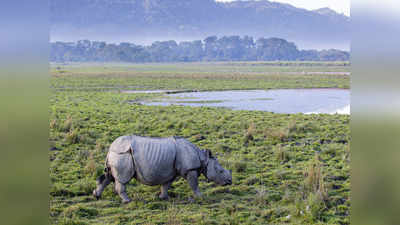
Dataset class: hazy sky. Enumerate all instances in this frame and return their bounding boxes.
[216,0,350,16]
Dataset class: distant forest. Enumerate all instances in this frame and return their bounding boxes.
[50,36,349,62]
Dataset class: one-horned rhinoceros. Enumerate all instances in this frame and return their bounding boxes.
[93,135,232,203]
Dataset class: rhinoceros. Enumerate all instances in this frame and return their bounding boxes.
[93,135,232,203]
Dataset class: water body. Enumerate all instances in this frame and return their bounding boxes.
[141,89,350,115]
[121,90,179,94]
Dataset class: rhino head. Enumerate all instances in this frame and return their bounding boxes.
[203,149,232,186]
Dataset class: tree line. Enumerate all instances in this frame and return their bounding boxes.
[50,36,349,62]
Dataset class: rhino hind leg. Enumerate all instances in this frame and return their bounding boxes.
[115,181,131,204]
[186,170,202,198]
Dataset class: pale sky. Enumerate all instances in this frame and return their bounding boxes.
[215,0,350,16]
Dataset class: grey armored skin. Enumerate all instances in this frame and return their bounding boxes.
[93,135,232,203]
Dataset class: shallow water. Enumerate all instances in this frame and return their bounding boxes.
[121,89,179,94]
[142,89,350,114]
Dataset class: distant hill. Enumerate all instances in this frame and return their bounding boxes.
[50,0,350,50]
[50,36,350,62]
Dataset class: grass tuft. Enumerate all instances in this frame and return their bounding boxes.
[166,204,183,225]
[65,130,79,144]
[255,186,269,206]
[244,122,256,144]
[304,154,328,200]
[62,115,74,132]
[264,127,289,142]
[275,145,291,163]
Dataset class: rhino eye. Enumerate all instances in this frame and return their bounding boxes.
[219,170,224,173]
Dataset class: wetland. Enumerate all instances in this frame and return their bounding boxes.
[50,62,350,224]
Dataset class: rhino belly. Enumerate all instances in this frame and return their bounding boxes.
[132,139,177,185]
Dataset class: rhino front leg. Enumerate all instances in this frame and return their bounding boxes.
[93,174,112,199]
[115,181,131,204]
[186,170,202,198]
[159,179,174,200]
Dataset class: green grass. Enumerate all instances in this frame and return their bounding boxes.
[51,61,350,74]
[51,62,350,91]
[50,62,350,224]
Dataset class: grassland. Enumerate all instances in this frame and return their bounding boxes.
[51,62,350,91]
[50,62,350,224]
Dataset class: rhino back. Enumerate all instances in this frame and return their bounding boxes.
[131,136,177,185]
[109,135,134,154]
